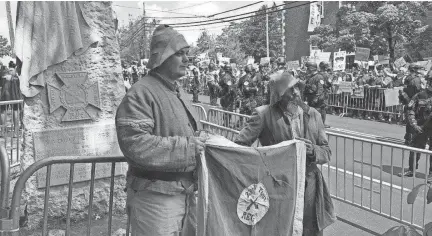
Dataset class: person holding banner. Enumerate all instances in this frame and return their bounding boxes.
[234,70,336,236]
[304,62,329,127]
[116,25,206,236]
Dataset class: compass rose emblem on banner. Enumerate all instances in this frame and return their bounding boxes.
[47,71,101,122]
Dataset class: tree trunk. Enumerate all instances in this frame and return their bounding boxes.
[387,26,395,71]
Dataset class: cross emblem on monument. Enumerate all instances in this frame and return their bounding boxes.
[47,71,101,122]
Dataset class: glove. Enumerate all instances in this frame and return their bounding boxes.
[413,125,423,134]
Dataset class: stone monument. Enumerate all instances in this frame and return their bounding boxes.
[15,2,126,229]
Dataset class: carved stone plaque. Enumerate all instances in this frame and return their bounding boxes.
[33,123,126,188]
[47,71,101,122]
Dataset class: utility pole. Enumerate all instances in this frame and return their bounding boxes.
[266,6,269,58]
[142,2,147,59]
[281,3,286,60]
[6,1,15,56]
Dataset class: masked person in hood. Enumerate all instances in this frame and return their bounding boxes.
[304,61,328,127]
[398,69,432,178]
[116,25,207,236]
[234,70,336,236]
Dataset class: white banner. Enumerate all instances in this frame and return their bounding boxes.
[308,1,321,32]
[333,51,346,71]
[310,50,331,65]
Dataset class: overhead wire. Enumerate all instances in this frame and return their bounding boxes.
[160,2,289,26]
[124,2,295,44]
[207,1,264,18]
[168,1,213,11]
[123,2,281,43]
[113,4,207,17]
[174,2,315,28]
[123,1,314,47]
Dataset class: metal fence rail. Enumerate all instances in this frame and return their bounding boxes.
[0,146,9,220]
[0,100,24,167]
[200,120,432,231]
[0,154,127,236]
[192,104,207,121]
[207,108,251,131]
[327,87,404,121]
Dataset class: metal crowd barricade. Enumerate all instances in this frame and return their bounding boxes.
[207,108,252,131]
[201,120,431,231]
[327,87,405,120]
[0,100,24,167]
[0,146,10,220]
[192,104,207,121]
[325,130,432,231]
[0,155,127,236]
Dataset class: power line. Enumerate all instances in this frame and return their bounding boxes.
[123,2,312,46]
[175,2,313,28]
[160,2,291,26]
[112,4,206,17]
[121,2,276,44]
[168,1,213,11]
[207,1,264,18]
[123,2,294,45]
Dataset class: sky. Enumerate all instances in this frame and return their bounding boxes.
[0,1,283,47]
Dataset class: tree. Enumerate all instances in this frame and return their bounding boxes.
[215,22,246,64]
[0,36,12,58]
[208,3,283,64]
[118,17,159,64]
[310,2,432,65]
[196,30,213,54]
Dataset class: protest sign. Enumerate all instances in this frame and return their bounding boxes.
[308,2,321,32]
[352,86,364,98]
[394,57,407,69]
[287,60,300,70]
[333,51,346,71]
[384,87,403,107]
[260,57,271,65]
[301,56,310,67]
[355,47,370,62]
[335,81,354,94]
[246,56,255,65]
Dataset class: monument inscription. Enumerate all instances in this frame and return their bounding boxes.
[33,123,125,188]
[47,71,101,122]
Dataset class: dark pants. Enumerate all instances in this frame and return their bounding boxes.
[192,88,199,102]
[408,132,432,172]
[318,107,327,125]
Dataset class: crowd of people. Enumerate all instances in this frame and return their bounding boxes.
[0,61,23,137]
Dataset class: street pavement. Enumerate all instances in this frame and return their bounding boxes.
[188,93,432,234]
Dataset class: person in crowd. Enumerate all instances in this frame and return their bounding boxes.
[131,61,140,85]
[252,64,265,107]
[399,63,425,149]
[260,63,272,105]
[115,25,207,236]
[276,57,286,71]
[398,69,432,178]
[234,70,336,236]
[207,63,219,106]
[319,61,333,127]
[218,64,238,127]
[238,64,259,115]
[191,66,201,103]
[304,61,328,127]
[0,61,22,137]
